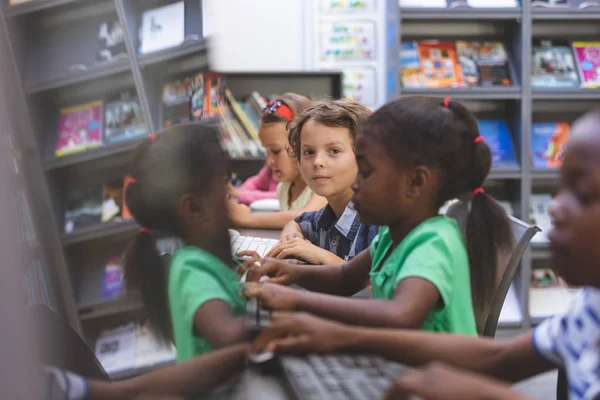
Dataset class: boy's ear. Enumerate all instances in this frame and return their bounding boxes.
[406,166,431,197]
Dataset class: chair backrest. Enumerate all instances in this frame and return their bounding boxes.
[483,216,540,337]
[445,202,540,336]
[30,304,109,380]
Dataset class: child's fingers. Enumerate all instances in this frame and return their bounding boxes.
[236,250,260,259]
[252,317,305,352]
[269,334,313,354]
[241,282,262,298]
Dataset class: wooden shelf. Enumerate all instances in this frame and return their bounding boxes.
[138,39,207,67]
[62,220,139,246]
[532,88,600,100]
[4,0,82,17]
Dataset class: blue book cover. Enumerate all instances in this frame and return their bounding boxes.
[400,41,424,88]
[530,122,570,169]
[477,119,518,168]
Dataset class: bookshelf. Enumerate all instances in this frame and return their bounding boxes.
[0,0,343,376]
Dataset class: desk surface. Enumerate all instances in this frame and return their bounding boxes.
[239,229,281,241]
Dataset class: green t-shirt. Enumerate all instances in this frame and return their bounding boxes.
[168,246,246,362]
[369,216,477,336]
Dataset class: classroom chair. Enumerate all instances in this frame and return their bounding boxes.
[444,201,540,337]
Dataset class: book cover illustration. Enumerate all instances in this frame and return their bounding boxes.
[203,72,225,119]
[400,41,425,88]
[573,42,600,88]
[416,41,465,88]
[140,1,185,55]
[95,323,136,374]
[318,20,376,62]
[531,122,570,168]
[64,186,103,233]
[456,41,512,87]
[96,18,127,64]
[531,40,580,88]
[104,98,147,145]
[162,73,204,127]
[101,256,124,299]
[55,101,103,157]
[476,120,518,168]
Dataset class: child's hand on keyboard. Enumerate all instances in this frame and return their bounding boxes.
[236,250,261,276]
[245,258,302,284]
[252,312,351,354]
[242,282,298,312]
[266,237,344,265]
[281,231,304,242]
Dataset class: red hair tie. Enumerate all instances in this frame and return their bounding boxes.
[443,97,451,108]
[139,227,151,233]
[472,187,485,197]
[473,136,485,144]
[124,175,137,185]
[148,133,156,144]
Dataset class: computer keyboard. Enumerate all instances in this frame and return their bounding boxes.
[245,297,420,400]
[230,231,279,258]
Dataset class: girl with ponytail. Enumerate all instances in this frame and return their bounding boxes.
[123,123,249,363]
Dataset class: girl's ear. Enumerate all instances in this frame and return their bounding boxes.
[406,166,431,197]
[177,193,209,222]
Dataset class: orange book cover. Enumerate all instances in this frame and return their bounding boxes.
[121,176,134,221]
[417,41,465,88]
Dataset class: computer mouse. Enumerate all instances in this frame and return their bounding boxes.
[249,199,281,213]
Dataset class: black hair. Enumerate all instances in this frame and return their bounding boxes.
[363,96,513,332]
[123,123,226,343]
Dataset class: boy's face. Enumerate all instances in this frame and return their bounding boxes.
[299,119,358,201]
[259,122,299,183]
[549,115,600,288]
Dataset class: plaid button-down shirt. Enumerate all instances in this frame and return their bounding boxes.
[295,202,378,262]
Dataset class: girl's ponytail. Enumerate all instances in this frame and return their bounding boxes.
[465,137,513,334]
[123,229,172,344]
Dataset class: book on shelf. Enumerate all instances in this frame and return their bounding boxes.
[55,101,103,157]
[400,41,465,88]
[95,322,175,376]
[162,73,205,127]
[572,42,600,88]
[96,18,127,64]
[456,41,512,87]
[8,0,32,5]
[139,1,185,55]
[103,95,148,145]
[529,268,579,319]
[529,193,553,243]
[530,122,570,169]
[102,256,124,300]
[64,186,104,234]
[476,119,518,168]
[531,40,580,88]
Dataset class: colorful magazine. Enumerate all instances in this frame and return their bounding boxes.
[477,120,518,168]
[55,101,103,157]
[104,98,147,145]
[573,42,600,88]
[102,257,124,299]
[456,41,512,87]
[416,41,465,88]
[530,122,570,168]
[400,41,424,88]
[531,40,580,88]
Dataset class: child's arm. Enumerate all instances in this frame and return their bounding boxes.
[384,362,533,400]
[237,166,278,205]
[253,312,554,384]
[229,194,327,230]
[193,300,249,348]
[246,249,372,296]
[87,343,248,399]
[244,275,438,329]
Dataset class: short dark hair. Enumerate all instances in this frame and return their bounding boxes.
[363,96,514,333]
[287,98,372,160]
[123,123,225,343]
